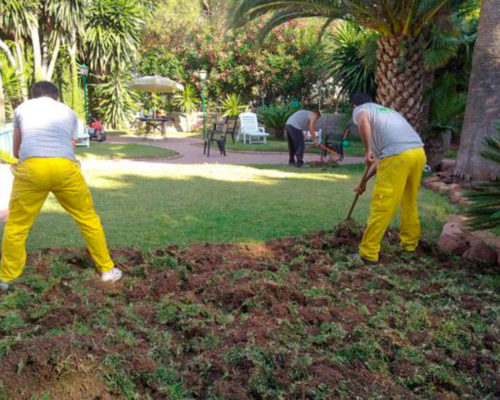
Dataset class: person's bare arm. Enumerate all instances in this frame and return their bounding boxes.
[356,110,375,167]
[13,126,21,159]
[309,112,319,144]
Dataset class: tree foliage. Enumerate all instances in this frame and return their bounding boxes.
[465,123,500,231]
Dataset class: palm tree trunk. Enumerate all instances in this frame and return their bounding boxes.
[45,35,61,81]
[375,36,425,132]
[0,72,5,126]
[69,31,81,113]
[0,39,18,71]
[15,37,28,101]
[30,26,43,82]
[454,0,500,182]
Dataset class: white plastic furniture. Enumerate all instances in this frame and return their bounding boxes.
[237,112,269,144]
[76,119,90,147]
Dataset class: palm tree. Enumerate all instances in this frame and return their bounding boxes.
[230,0,469,131]
[84,0,143,75]
[0,0,38,112]
[29,0,88,82]
[454,0,500,181]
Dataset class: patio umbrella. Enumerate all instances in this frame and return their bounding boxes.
[129,75,184,117]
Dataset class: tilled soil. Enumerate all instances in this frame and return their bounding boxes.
[0,228,498,400]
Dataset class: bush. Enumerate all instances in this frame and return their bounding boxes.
[221,93,247,117]
[257,104,295,139]
[172,84,201,113]
[466,122,500,232]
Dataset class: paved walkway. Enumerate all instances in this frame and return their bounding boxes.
[107,135,364,165]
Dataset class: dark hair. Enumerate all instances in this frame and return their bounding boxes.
[350,93,372,107]
[31,81,59,100]
[311,108,321,117]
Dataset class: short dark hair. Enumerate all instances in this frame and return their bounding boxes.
[350,93,372,107]
[311,108,321,117]
[31,81,59,100]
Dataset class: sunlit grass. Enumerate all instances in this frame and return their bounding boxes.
[0,163,456,250]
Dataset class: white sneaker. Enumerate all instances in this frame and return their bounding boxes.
[0,280,10,290]
[101,267,123,282]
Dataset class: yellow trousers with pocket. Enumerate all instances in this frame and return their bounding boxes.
[359,147,426,262]
[1,158,114,282]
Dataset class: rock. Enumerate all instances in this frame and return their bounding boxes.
[438,234,469,255]
[424,175,440,184]
[463,242,498,264]
[441,159,456,173]
[426,181,450,193]
[438,215,470,255]
[449,184,468,204]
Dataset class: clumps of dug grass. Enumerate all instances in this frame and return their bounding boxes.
[0,228,498,400]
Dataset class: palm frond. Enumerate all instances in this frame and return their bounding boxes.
[466,124,500,232]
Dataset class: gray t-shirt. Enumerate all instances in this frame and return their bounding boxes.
[14,97,78,162]
[286,110,313,131]
[353,103,423,159]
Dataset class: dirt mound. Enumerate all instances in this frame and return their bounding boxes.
[0,228,498,399]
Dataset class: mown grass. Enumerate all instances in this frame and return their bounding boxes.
[0,164,456,251]
[75,143,177,160]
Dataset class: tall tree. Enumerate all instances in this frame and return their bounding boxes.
[0,0,38,107]
[230,0,469,131]
[30,0,86,81]
[454,0,500,181]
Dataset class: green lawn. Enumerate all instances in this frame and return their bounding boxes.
[0,163,456,251]
[75,143,177,160]
[225,138,366,157]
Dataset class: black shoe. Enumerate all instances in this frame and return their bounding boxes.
[362,258,379,266]
[348,253,379,266]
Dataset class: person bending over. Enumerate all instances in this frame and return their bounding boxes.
[0,81,122,290]
[351,93,426,265]
[285,108,321,167]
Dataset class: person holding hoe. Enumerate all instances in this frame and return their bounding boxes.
[285,108,321,167]
[351,93,426,265]
[0,81,122,290]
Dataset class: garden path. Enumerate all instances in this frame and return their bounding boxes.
[107,135,365,165]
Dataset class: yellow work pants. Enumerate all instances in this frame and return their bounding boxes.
[359,147,426,262]
[1,158,114,282]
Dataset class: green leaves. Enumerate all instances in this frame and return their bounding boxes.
[172,84,201,114]
[221,93,247,117]
[84,0,144,74]
[327,22,377,97]
[466,124,500,232]
[94,67,139,128]
[257,103,295,139]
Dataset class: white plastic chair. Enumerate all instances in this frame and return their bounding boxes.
[237,112,269,144]
[76,119,90,147]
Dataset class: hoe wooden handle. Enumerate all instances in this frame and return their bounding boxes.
[346,165,374,220]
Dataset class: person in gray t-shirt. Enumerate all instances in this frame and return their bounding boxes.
[285,109,321,167]
[350,93,426,265]
[0,81,122,291]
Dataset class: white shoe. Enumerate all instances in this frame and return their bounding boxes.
[101,267,123,282]
[0,280,10,290]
